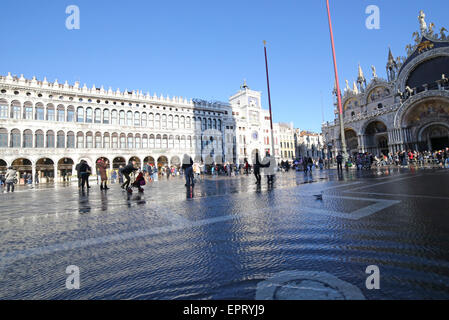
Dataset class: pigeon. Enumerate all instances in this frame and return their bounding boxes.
[314,192,324,201]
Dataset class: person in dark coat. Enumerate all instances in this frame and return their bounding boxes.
[78,160,90,191]
[120,160,137,190]
[182,154,194,187]
[253,152,262,185]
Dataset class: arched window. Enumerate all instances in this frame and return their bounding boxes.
[46,130,55,148]
[103,133,110,149]
[127,111,133,126]
[86,132,93,148]
[134,112,140,126]
[95,132,102,148]
[186,117,191,129]
[213,119,217,130]
[10,129,20,147]
[77,107,84,123]
[11,101,21,119]
[35,130,44,148]
[23,130,33,148]
[0,99,8,119]
[135,134,141,149]
[0,128,7,147]
[141,112,147,127]
[95,108,101,123]
[180,116,185,129]
[168,115,173,129]
[46,104,55,121]
[169,135,174,148]
[119,111,125,125]
[208,118,212,130]
[142,134,148,148]
[174,116,179,129]
[24,102,33,120]
[162,114,167,129]
[111,110,118,125]
[155,114,161,129]
[148,113,154,129]
[77,132,84,148]
[156,134,161,148]
[67,132,75,148]
[162,135,168,148]
[218,120,222,131]
[175,136,180,149]
[57,105,65,122]
[202,119,207,131]
[85,108,93,123]
[103,109,110,124]
[67,106,75,122]
[120,134,126,149]
[127,134,134,149]
[57,131,65,148]
[112,133,119,149]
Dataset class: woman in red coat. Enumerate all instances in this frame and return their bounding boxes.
[97,159,110,190]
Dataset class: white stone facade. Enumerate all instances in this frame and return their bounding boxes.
[0,74,235,182]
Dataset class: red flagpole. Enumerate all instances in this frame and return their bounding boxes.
[264,40,276,158]
[326,0,348,160]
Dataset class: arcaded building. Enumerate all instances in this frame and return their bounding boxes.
[0,74,235,183]
[322,11,449,158]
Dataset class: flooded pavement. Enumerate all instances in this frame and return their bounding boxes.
[1,167,449,300]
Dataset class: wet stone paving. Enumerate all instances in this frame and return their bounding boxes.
[1,167,449,300]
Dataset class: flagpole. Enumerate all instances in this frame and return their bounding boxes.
[326,0,348,162]
[263,40,276,160]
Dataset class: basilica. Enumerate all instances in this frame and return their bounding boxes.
[322,11,449,158]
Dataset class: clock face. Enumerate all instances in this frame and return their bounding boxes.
[252,131,259,141]
[249,97,259,107]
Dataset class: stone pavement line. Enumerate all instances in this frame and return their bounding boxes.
[344,191,449,201]
[343,173,424,192]
[0,195,400,271]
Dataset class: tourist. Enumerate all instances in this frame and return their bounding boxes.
[97,159,110,190]
[182,154,194,188]
[253,152,262,185]
[4,167,17,193]
[120,160,138,191]
[336,154,343,172]
[78,160,90,191]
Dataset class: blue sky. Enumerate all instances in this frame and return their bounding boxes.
[1,0,448,132]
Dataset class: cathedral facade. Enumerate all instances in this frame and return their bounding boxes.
[322,11,449,158]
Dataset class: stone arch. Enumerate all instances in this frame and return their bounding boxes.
[157,156,168,168]
[0,158,7,173]
[363,120,389,155]
[112,157,126,169]
[36,158,55,182]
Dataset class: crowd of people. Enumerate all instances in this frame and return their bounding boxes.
[2,148,448,193]
[342,148,449,170]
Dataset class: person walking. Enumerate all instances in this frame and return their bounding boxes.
[121,160,138,191]
[4,167,17,193]
[182,154,194,187]
[253,152,262,185]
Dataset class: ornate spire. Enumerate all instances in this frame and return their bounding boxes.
[353,82,359,95]
[241,79,249,90]
[357,64,366,92]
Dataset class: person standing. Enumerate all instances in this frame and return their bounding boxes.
[5,167,17,193]
[336,154,343,172]
[78,161,90,191]
[98,159,109,190]
[182,154,194,187]
[253,152,262,185]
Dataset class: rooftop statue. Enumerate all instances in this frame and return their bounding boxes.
[418,10,427,35]
[371,65,377,78]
